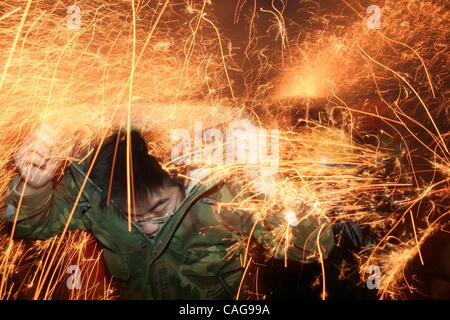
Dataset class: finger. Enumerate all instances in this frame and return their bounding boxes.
[44,157,62,176]
[21,136,52,158]
[32,144,51,159]
[20,164,53,188]
[19,164,43,183]
[20,152,47,169]
[15,147,50,177]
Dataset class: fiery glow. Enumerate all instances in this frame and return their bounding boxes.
[0,0,448,300]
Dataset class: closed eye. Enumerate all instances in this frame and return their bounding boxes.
[134,199,170,223]
[148,198,169,212]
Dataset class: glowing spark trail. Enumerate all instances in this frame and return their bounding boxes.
[0,0,448,300]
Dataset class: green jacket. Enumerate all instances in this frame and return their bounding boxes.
[5,163,335,299]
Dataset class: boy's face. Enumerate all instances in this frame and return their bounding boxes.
[130,184,184,238]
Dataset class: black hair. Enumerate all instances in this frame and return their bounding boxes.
[90,130,175,212]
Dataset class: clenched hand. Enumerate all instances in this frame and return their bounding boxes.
[14,125,71,190]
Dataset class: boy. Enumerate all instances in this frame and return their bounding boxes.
[5,126,335,299]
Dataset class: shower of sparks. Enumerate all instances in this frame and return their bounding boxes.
[0,0,448,299]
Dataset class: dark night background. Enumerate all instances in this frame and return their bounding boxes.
[2,0,448,300]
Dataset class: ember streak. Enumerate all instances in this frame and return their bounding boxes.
[0,0,448,300]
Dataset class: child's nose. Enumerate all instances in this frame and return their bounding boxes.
[142,222,160,237]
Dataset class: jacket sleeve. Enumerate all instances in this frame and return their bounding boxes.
[250,212,335,263]
[4,169,92,240]
[217,182,335,264]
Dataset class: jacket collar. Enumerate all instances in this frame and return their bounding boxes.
[68,162,224,259]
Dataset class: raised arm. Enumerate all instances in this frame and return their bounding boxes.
[5,125,91,239]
